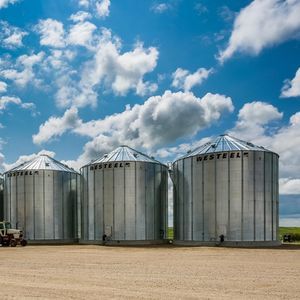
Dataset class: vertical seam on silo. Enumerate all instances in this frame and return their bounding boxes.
[94,168,96,241]
[202,158,204,241]
[70,173,72,240]
[123,163,126,240]
[276,155,278,240]
[53,172,55,240]
[24,173,26,239]
[191,158,193,241]
[113,166,115,240]
[214,154,217,241]
[102,167,104,241]
[174,163,177,240]
[16,175,18,229]
[134,162,137,240]
[271,154,274,241]
[145,163,147,240]
[241,151,244,241]
[153,163,155,240]
[43,171,45,240]
[86,168,89,240]
[264,152,266,241]
[253,151,256,241]
[62,172,64,240]
[33,173,35,240]
[228,152,230,241]
[182,159,185,241]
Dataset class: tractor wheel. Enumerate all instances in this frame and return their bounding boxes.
[20,239,27,247]
[10,240,17,247]
[2,240,9,247]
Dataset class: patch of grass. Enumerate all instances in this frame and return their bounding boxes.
[279,227,300,235]
[168,227,173,239]
[167,227,300,241]
[279,227,300,242]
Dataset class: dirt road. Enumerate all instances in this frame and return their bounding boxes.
[0,245,299,299]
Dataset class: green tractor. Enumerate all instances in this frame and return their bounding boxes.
[0,221,27,247]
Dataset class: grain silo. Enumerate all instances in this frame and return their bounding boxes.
[0,175,3,221]
[172,134,279,246]
[80,145,168,244]
[3,155,80,243]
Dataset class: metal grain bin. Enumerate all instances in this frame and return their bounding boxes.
[3,155,79,243]
[0,175,3,221]
[80,145,168,244]
[172,134,279,246]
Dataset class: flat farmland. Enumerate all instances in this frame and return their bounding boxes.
[0,245,300,299]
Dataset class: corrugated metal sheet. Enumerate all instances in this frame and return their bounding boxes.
[182,134,273,159]
[86,145,161,165]
[6,155,77,173]
[172,134,279,245]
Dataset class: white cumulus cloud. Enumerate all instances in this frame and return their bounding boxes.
[172,67,212,91]
[96,0,111,18]
[151,3,171,14]
[280,178,300,195]
[68,21,97,46]
[32,107,82,145]
[0,96,21,110]
[281,67,300,98]
[81,29,159,97]
[68,21,96,47]
[0,81,7,93]
[0,21,27,49]
[0,95,35,111]
[0,0,19,9]
[78,0,89,8]
[0,52,45,87]
[229,101,283,142]
[229,103,300,194]
[69,11,92,22]
[35,19,65,48]
[54,29,159,109]
[218,0,300,63]
[33,90,234,167]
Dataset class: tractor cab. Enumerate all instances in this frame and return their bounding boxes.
[0,221,27,247]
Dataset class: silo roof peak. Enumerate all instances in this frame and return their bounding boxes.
[5,155,77,173]
[179,134,276,159]
[86,145,162,165]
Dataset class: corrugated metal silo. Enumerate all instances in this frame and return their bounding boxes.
[172,134,279,246]
[0,175,3,221]
[4,155,79,243]
[80,145,168,244]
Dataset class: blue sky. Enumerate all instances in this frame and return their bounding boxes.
[1,0,300,226]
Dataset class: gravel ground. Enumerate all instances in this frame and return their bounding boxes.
[0,245,299,299]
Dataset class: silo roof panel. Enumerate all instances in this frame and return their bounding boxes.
[87,145,162,165]
[181,134,274,159]
[6,155,77,173]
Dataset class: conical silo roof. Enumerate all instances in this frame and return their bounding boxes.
[6,154,77,173]
[181,134,276,159]
[86,145,162,166]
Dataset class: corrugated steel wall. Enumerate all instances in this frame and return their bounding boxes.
[0,176,3,221]
[173,150,279,242]
[80,161,168,242]
[4,170,78,241]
